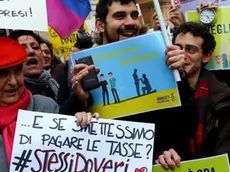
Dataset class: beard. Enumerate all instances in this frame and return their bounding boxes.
[104,24,139,44]
[104,27,116,43]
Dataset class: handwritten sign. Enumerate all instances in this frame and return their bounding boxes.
[152,154,230,172]
[10,110,155,172]
[0,0,48,31]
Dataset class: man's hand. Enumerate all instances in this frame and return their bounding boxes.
[169,5,182,27]
[155,149,181,169]
[72,64,100,104]
[75,112,99,128]
[152,12,168,31]
[166,45,185,72]
[197,2,218,12]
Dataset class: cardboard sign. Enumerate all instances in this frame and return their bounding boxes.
[152,154,230,172]
[0,0,48,31]
[71,32,181,119]
[10,110,155,172]
[186,6,230,70]
[176,0,230,12]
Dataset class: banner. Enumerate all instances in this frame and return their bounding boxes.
[10,110,155,172]
[48,22,88,57]
[176,0,230,12]
[152,154,230,172]
[186,6,230,70]
[0,0,48,31]
[71,32,181,119]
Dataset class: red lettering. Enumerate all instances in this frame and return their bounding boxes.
[30,150,129,172]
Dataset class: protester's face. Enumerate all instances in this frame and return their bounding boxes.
[174,32,209,77]
[40,43,52,69]
[0,65,24,106]
[101,1,140,43]
[18,35,44,78]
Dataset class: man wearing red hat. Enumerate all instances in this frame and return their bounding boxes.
[0,37,97,171]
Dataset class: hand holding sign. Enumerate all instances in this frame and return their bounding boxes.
[153,154,229,172]
[72,64,100,104]
[166,45,186,72]
[10,110,155,172]
[152,12,169,31]
[197,1,218,12]
[75,111,99,128]
[155,149,181,169]
[169,5,182,27]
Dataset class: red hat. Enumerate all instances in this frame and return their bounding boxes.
[0,36,27,69]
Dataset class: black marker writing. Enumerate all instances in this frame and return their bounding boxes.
[0,8,33,18]
[106,140,143,158]
[72,121,97,135]
[86,139,100,152]
[116,125,154,140]
[49,118,67,131]
[41,134,84,150]
[32,115,43,129]
[19,134,31,145]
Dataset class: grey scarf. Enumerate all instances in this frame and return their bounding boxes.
[24,70,59,100]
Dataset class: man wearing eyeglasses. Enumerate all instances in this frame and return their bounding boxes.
[156,22,230,169]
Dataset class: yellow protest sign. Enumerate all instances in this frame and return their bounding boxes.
[186,7,230,70]
[152,154,229,172]
[48,22,88,57]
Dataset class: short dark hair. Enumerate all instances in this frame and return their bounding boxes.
[74,32,93,49]
[96,0,137,23]
[9,30,42,44]
[100,74,104,77]
[0,29,7,36]
[40,38,54,58]
[108,72,113,75]
[172,22,216,55]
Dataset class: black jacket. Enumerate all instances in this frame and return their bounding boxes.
[57,61,93,115]
[201,70,230,159]
[118,77,199,162]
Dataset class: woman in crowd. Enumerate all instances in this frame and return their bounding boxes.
[40,39,65,84]
[9,30,59,101]
[0,36,59,171]
[0,37,98,172]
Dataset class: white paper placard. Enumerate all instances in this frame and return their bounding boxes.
[0,0,48,31]
[10,110,155,172]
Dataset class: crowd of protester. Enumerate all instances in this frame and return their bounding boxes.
[0,0,230,171]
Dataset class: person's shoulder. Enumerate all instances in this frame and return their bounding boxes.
[32,95,59,113]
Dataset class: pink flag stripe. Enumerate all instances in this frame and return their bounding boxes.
[47,0,85,38]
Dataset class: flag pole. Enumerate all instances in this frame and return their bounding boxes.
[152,0,181,82]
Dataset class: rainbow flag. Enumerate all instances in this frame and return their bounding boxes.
[47,0,91,38]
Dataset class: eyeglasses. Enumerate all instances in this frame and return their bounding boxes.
[176,44,202,54]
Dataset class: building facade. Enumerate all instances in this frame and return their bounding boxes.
[137,0,171,28]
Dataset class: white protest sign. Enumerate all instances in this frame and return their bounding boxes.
[0,0,48,31]
[10,110,155,172]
